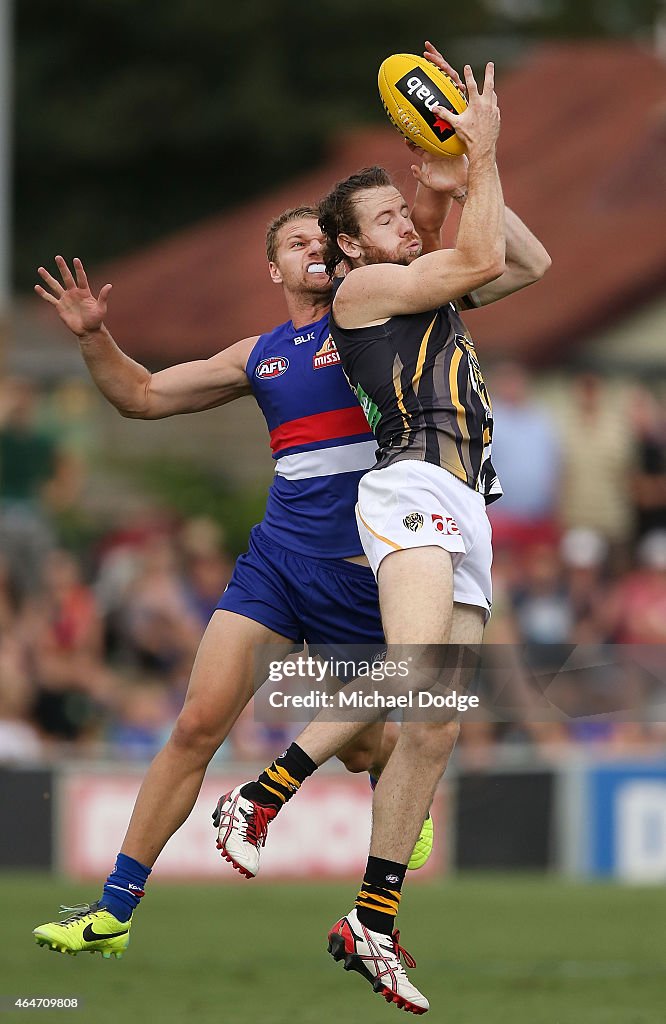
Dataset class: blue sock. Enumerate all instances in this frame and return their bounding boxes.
[369,774,379,791]
[99,853,151,923]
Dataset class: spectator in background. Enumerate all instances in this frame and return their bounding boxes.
[93,503,178,665]
[560,528,608,644]
[0,553,19,633]
[604,530,666,645]
[630,385,666,540]
[108,677,177,762]
[0,631,43,763]
[557,373,635,547]
[511,541,572,649]
[0,377,59,596]
[32,549,115,742]
[487,362,561,551]
[122,534,202,678]
[179,517,234,629]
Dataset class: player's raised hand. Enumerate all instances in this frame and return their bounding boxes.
[423,41,467,96]
[35,256,112,338]
[433,63,500,161]
[408,139,469,195]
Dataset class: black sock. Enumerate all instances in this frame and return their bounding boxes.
[355,855,407,935]
[240,742,318,810]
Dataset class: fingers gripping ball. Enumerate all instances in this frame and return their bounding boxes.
[378,53,467,157]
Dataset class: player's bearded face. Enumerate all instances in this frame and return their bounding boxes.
[358,238,423,267]
[353,187,423,267]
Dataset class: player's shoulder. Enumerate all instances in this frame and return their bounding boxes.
[332,265,407,327]
[336,263,404,299]
[212,333,261,370]
[254,317,291,344]
[241,320,292,370]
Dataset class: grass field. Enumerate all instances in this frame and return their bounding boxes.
[2,872,665,1024]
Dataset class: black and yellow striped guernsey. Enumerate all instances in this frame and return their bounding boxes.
[331,298,503,503]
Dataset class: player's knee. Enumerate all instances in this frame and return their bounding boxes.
[170,705,220,759]
[402,720,460,763]
[336,746,374,773]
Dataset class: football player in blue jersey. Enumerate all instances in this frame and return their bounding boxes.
[30,101,467,959]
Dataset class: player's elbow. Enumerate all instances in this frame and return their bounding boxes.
[471,239,506,285]
[534,248,552,280]
[118,379,155,419]
[480,253,506,284]
[523,245,552,285]
[119,404,148,419]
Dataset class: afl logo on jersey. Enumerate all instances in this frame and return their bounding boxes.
[313,335,341,370]
[256,356,289,379]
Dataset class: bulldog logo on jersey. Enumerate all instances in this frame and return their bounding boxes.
[313,335,341,370]
[256,356,289,379]
[403,512,424,532]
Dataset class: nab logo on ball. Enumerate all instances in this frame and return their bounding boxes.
[256,356,289,380]
[313,335,341,370]
[378,53,467,157]
[396,69,456,140]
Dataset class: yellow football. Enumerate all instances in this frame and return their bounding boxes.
[378,53,467,157]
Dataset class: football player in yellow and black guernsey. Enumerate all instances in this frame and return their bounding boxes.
[213,50,550,1017]
[314,59,551,1013]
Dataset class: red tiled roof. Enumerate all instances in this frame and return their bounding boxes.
[58,42,666,367]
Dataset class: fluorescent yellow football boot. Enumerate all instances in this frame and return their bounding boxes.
[408,814,434,871]
[33,902,131,958]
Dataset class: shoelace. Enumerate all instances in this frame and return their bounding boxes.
[57,902,99,926]
[242,803,276,848]
[392,930,417,970]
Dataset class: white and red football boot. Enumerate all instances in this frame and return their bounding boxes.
[327,908,429,1014]
[212,785,277,878]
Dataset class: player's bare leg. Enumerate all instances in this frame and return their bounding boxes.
[33,611,294,955]
[328,548,483,1014]
[336,720,398,775]
[121,610,293,867]
[368,604,483,862]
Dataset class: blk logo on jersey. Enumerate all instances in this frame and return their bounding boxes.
[256,356,289,379]
[294,331,315,345]
[313,335,341,369]
[395,69,457,140]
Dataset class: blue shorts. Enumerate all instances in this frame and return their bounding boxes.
[217,525,384,648]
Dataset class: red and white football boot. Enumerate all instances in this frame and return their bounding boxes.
[212,785,277,878]
[327,908,429,1014]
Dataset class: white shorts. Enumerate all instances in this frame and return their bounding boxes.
[355,460,493,618]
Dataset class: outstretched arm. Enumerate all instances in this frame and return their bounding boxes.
[36,256,255,419]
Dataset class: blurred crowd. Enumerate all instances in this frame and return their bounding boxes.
[0,368,665,766]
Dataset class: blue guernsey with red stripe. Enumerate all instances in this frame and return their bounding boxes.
[247,313,377,558]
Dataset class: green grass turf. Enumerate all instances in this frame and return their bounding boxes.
[2,872,665,1024]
